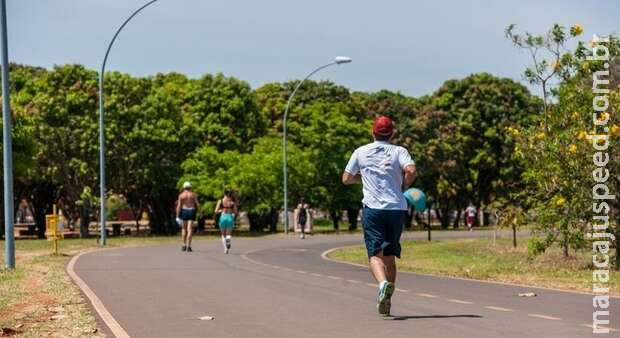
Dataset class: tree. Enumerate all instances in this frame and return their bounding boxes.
[181,136,315,232]
[408,73,540,228]
[293,101,368,230]
[509,24,620,263]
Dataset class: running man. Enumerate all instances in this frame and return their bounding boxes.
[294,198,310,239]
[176,181,200,252]
[342,115,416,316]
[215,189,237,254]
[465,203,476,231]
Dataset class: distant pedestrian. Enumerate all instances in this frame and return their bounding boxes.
[176,182,200,252]
[294,198,311,239]
[466,203,476,231]
[215,189,237,254]
[342,115,416,316]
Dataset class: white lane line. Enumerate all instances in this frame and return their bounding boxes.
[416,293,438,298]
[447,299,473,304]
[395,288,409,293]
[67,250,130,338]
[528,314,561,321]
[484,306,513,312]
[311,273,322,277]
[347,279,361,284]
[581,324,619,332]
[321,246,620,300]
[327,276,342,280]
[296,270,307,274]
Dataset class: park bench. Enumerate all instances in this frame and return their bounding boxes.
[13,222,37,239]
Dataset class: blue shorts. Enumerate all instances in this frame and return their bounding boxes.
[362,207,406,258]
[180,208,196,221]
[219,213,235,230]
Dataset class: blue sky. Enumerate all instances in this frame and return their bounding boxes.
[8,0,619,97]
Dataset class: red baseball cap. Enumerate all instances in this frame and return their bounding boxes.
[372,116,394,136]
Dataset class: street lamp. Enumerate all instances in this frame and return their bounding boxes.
[282,56,352,235]
[99,0,159,245]
[1,0,15,269]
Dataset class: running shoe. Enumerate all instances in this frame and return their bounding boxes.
[187,247,193,252]
[181,246,187,252]
[377,282,394,316]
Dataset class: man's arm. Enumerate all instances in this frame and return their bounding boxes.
[342,171,362,185]
[175,196,181,217]
[402,164,416,190]
[194,193,200,211]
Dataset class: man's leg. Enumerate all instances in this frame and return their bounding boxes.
[382,254,396,283]
[186,220,194,251]
[369,253,388,284]
[181,222,187,247]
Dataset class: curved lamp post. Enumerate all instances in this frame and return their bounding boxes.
[1,0,15,268]
[99,0,159,245]
[282,56,352,235]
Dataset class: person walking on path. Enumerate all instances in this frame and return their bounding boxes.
[215,189,238,254]
[294,198,311,239]
[465,203,477,231]
[176,182,200,252]
[342,115,417,316]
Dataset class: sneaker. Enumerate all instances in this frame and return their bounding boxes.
[225,247,229,255]
[300,233,305,239]
[377,282,394,316]
[187,247,193,252]
[181,246,187,252]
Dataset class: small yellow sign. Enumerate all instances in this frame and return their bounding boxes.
[45,204,62,255]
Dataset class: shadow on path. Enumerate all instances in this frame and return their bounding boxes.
[388,314,483,321]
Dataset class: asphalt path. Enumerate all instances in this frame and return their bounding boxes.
[71,231,619,338]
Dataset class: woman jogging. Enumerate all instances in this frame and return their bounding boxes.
[294,198,311,239]
[215,189,238,254]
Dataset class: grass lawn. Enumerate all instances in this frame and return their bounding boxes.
[329,237,619,296]
[0,236,210,337]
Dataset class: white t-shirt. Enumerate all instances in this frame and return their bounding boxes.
[345,141,415,210]
[466,206,476,217]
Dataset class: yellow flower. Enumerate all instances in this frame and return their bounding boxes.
[556,197,566,207]
[571,111,580,119]
[581,62,590,71]
[535,132,545,141]
[577,131,587,140]
[571,24,584,36]
[569,144,577,153]
[611,125,620,135]
[598,112,610,122]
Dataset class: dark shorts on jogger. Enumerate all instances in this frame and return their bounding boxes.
[362,207,406,258]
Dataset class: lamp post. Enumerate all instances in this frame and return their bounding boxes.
[99,0,159,245]
[1,0,14,269]
[282,56,352,235]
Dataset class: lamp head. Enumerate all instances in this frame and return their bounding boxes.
[334,56,352,64]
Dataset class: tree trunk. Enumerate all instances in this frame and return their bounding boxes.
[347,208,359,231]
[31,183,56,238]
[79,204,90,238]
[148,197,175,235]
[269,208,278,233]
[427,210,432,241]
[329,210,341,233]
[438,206,451,229]
[453,209,462,229]
[512,224,517,248]
[562,235,569,257]
[248,212,261,232]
